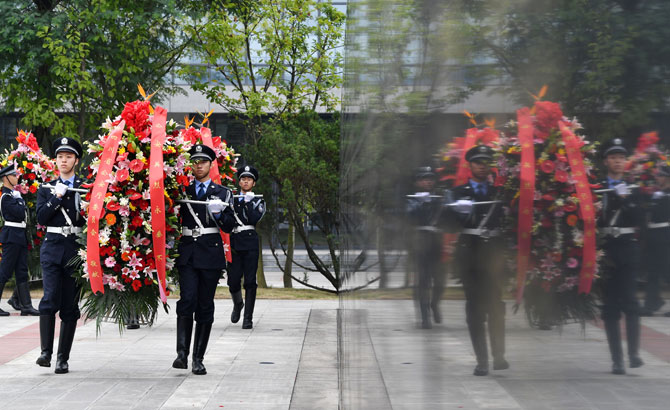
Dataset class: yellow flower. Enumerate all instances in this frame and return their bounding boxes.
[118,147,126,155]
[129,203,137,211]
[22,160,27,167]
[558,148,566,155]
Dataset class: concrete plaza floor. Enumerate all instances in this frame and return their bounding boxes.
[1,298,670,409]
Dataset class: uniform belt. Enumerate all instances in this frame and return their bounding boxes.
[233,225,255,234]
[3,221,26,228]
[46,226,82,236]
[648,222,670,229]
[182,227,220,237]
[600,227,635,237]
[462,228,500,238]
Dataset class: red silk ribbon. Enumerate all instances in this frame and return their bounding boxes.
[559,121,597,294]
[200,127,233,263]
[87,121,126,295]
[149,107,168,303]
[515,109,535,304]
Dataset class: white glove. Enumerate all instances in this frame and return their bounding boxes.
[54,182,68,196]
[414,192,431,202]
[207,199,227,213]
[11,190,21,199]
[453,199,474,214]
[614,183,631,197]
[244,192,255,202]
[652,191,665,200]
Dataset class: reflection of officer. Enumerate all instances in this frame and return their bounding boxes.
[641,165,670,316]
[173,144,235,375]
[406,166,445,329]
[0,166,39,316]
[228,165,265,329]
[35,137,85,374]
[598,138,644,375]
[445,145,508,376]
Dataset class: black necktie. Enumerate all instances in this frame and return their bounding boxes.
[197,184,205,199]
[475,185,485,196]
[64,180,71,187]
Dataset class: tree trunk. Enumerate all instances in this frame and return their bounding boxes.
[256,233,268,288]
[283,220,294,288]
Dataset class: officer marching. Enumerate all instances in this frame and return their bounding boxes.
[0,165,39,316]
[228,165,265,329]
[173,144,235,375]
[445,145,509,376]
[35,137,86,374]
[597,138,644,374]
[640,165,670,317]
[406,166,445,329]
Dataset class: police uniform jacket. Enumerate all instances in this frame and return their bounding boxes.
[597,178,644,240]
[445,182,504,239]
[37,178,86,241]
[230,195,265,251]
[406,193,443,236]
[645,188,670,241]
[177,181,235,270]
[0,186,28,245]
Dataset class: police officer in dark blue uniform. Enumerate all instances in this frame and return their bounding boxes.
[0,165,39,316]
[35,137,85,374]
[173,144,235,375]
[598,138,644,374]
[640,165,670,316]
[445,145,508,376]
[228,165,265,329]
[406,166,445,329]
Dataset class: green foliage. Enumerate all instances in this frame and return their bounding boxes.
[250,111,340,289]
[480,0,670,137]
[0,0,190,147]
[181,0,345,143]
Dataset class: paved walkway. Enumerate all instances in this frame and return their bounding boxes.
[1,298,670,409]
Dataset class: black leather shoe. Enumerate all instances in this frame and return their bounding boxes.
[172,317,193,369]
[230,291,244,324]
[432,306,442,324]
[17,282,39,316]
[630,355,644,368]
[54,356,69,374]
[191,322,212,375]
[612,361,626,375]
[0,307,8,317]
[473,364,489,376]
[191,358,207,375]
[493,359,509,370]
[7,289,20,311]
[36,315,55,367]
[242,317,253,329]
[54,321,77,374]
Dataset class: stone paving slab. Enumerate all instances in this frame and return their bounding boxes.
[2,297,670,409]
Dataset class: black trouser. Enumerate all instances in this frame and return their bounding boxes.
[0,242,29,285]
[176,265,221,324]
[601,237,640,321]
[456,236,506,363]
[227,249,259,293]
[644,230,670,310]
[38,239,81,321]
[413,232,444,317]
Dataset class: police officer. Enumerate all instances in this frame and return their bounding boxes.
[598,138,644,374]
[406,166,445,329]
[173,144,235,375]
[640,165,670,316]
[0,166,39,316]
[35,137,85,374]
[445,145,508,376]
[228,165,265,329]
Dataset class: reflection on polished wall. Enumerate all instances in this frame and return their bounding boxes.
[338,1,670,408]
